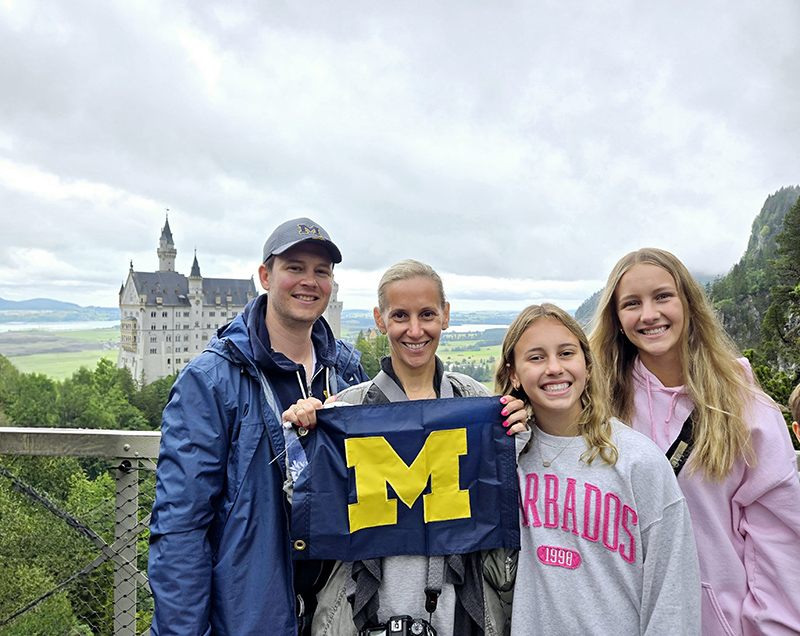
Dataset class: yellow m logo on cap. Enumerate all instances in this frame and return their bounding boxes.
[297,223,322,237]
[344,429,471,533]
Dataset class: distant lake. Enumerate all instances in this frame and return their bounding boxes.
[0,320,119,333]
[447,324,509,333]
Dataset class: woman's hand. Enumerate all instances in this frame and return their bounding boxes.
[499,395,529,435]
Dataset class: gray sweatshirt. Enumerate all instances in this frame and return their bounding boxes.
[511,419,700,636]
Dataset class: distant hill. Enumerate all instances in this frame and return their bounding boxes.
[0,297,119,323]
[572,187,800,335]
[708,185,800,350]
[0,297,82,311]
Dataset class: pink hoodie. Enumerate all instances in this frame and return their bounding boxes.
[631,358,800,636]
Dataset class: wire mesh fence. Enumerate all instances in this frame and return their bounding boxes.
[0,429,159,636]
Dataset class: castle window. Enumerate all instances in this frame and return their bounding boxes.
[151,311,157,317]
[184,347,189,352]
[151,325,156,330]
[162,324,167,330]
[150,348,157,354]
[162,311,168,317]
[209,311,215,317]
[167,358,171,364]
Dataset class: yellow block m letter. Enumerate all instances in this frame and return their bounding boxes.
[345,429,471,533]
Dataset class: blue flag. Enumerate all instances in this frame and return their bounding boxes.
[291,396,520,561]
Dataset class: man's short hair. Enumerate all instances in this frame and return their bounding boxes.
[789,384,800,423]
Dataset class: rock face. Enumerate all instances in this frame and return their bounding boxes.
[572,186,800,355]
[708,186,800,352]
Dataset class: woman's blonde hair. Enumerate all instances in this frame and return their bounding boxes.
[495,303,618,465]
[589,247,757,480]
[377,259,446,313]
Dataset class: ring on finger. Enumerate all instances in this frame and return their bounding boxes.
[294,405,303,415]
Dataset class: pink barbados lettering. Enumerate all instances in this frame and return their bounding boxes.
[537,545,581,569]
[518,473,639,565]
[561,478,579,535]
[581,483,602,542]
[544,475,559,528]
[520,473,542,528]
[602,492,621,552]
[620,504,637,563]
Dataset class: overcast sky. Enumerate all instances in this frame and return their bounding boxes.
[1,1,798,313]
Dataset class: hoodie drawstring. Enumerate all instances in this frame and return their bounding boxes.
[664,392,679,440]
[645,374,656,441]
[643,368,682,444]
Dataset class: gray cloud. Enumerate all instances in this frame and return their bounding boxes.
[0,0,798,310]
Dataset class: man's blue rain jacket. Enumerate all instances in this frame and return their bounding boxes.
[148,305,367,636]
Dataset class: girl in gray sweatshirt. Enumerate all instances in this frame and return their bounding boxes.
[496,304,700,635]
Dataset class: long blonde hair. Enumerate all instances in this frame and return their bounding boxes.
[589,247,757,480]
[495,303,618,465]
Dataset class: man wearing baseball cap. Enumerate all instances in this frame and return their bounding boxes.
[149,218,368,636]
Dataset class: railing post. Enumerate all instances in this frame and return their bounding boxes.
[115,459,138,636]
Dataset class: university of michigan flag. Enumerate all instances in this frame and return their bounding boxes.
[290,396,520,562]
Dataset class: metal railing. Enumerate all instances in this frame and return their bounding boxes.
[0,427,798,636]
[0,428,160,636]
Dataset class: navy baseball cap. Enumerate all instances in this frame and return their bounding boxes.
[262,217,342,264]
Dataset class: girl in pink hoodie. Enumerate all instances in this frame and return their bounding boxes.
[590,247,800,636]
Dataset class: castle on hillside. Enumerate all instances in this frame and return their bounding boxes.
[117,216,343,384]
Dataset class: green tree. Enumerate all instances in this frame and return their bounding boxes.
[129,373,177,429]
[762,193,800,371]
[6,373,58,428]
[58,360,148,431]
[354,331,379,379]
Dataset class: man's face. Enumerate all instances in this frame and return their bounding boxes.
[259,242,334,329]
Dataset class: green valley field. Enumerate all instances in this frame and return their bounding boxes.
[0,328,119,380]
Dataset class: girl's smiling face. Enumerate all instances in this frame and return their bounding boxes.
[510,317,587,433]
[615,263,686,371]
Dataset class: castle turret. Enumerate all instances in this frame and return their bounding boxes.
[157,214,177,272]
[189,250,203,297]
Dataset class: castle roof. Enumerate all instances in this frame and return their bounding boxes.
[190,251,201,277]
[161,217,174,245]
[126,271,256,307]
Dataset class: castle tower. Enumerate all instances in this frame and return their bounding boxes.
[157,214,177,272]
[188,250,203,296]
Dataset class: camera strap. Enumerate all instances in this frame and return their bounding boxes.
[665,412,695,476]
[372,370,455,401]
[424,555,445,615]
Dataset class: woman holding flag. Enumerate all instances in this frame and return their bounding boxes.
[289,259,515,636]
